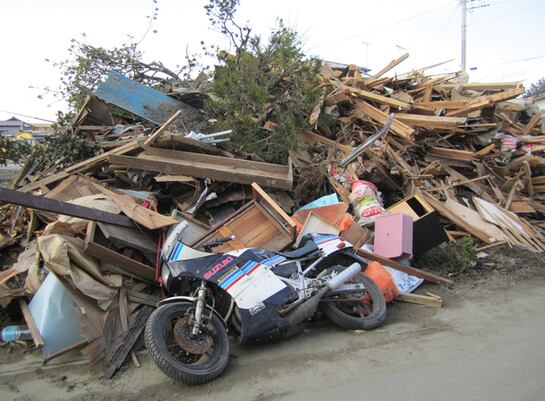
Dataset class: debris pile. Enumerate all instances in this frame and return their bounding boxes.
[1,52,545,375]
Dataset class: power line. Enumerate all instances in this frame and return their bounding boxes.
[500,54,545,65]
[0,109,55,123]
[467,2,545,25]
[423,4,459,59]
[311,0,458,49]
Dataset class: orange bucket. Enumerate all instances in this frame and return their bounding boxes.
[364,261,399,302]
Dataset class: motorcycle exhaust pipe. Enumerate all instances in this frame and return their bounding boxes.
[325,263,362,291]
[284,263,362,328]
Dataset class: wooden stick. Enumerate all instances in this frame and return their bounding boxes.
[144,109,182,145]
[19,299,44,348]
[355,249,453,285]
[367,53,409,85]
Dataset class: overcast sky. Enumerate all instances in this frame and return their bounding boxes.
[1,0,544,123]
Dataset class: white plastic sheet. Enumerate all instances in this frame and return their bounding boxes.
[29,273,85,358]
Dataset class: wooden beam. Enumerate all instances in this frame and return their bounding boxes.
[19,298,44,348]
[302,131,354,155]
[520,113,542,136]
[394,113,466,129]
[352,100,415,141]
[345,86,411,110]
[144,109,182,145]
[110,148,293,190]
[396,292,443,308]
[355,249,453,285]
[435,82,522,91]
[88,180,177,230]
[366,52,409,85]
[0,188,135,228]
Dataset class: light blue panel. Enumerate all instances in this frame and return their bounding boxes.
[95,71,195,125]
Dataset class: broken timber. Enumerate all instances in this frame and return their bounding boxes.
[0,188,134,228]
[109,146,293,190]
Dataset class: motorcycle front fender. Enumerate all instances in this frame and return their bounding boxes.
[157,296,228,327]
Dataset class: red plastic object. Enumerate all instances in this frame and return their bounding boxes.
[364,261,399,303]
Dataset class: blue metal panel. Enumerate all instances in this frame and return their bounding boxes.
[95,72,197,125]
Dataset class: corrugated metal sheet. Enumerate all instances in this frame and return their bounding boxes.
[94,72,201,128]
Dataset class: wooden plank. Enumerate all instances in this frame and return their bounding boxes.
[85,241,156,281]
[394,113,466,129]
[0,188,134,228]
[435,82,522,91]
[446,98,491,117]
[19,298,45,348]
[396,292,443,308]
[105,305,153,378]
[128,291,160,307]
[486,87,525,103]
[355,249,453,285]
[352,100,415,141]
[422,193,494,244]
[428,147,475,161]
[345,86,410,110]
[251,183,297,239]
[144,110,182,146]
[366,52,409,85]
[444,198,508,242]
[417,100,469,110]
[520,113,542,136]
[302,131,354,155]
[110,151,293,190]
[20,140,140,193]
[153,175,194,183]
[441,165,495,202]
[88,180,177,230]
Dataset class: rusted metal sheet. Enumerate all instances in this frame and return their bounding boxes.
[94,72,201,127]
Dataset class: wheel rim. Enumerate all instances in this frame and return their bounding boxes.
[162,309,222,368]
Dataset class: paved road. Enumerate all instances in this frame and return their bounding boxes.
[2,274,545,401]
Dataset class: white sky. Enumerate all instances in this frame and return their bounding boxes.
[1,0,544,123]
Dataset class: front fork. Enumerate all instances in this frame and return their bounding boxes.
[192,280,208,337]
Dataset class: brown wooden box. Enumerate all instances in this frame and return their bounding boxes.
[191,183,296,252]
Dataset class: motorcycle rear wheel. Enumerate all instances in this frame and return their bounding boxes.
[145,302,230,385]
[320,266,387,330]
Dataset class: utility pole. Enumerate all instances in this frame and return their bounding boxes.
[461,0,467,72]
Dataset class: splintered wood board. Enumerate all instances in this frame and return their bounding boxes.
[191,183,296,253]
[444,198,509,242]
[109,146,293,190]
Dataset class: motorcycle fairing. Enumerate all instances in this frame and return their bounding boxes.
[166,241,296,343]
[309,233,352,255]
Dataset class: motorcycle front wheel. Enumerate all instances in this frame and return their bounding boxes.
[320,266,387,330]
[144,302,230,385]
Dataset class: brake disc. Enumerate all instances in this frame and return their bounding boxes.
[173,316,213,354]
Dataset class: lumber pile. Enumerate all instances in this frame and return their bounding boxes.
[302,54,545,251]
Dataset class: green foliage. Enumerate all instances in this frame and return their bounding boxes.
[205,22,324,164]
[0,137,32,166]
[31,114,99,172]
[416,236,477,277]
[42,37,182,112]
[525,77,545,97]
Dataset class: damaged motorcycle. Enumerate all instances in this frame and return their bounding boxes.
[144,221,387,384]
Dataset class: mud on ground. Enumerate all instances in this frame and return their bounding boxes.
[1,245,545,401]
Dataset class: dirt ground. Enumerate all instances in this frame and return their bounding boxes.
[1,248,545,401]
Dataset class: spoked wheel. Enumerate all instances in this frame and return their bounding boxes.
[319,266,387,330]
[144,302,230,385]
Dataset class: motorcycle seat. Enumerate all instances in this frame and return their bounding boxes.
[277,239,319,259]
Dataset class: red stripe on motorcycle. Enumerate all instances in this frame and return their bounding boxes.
[225,274,245,291]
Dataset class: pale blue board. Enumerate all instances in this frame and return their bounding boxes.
[95,71,198,125]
